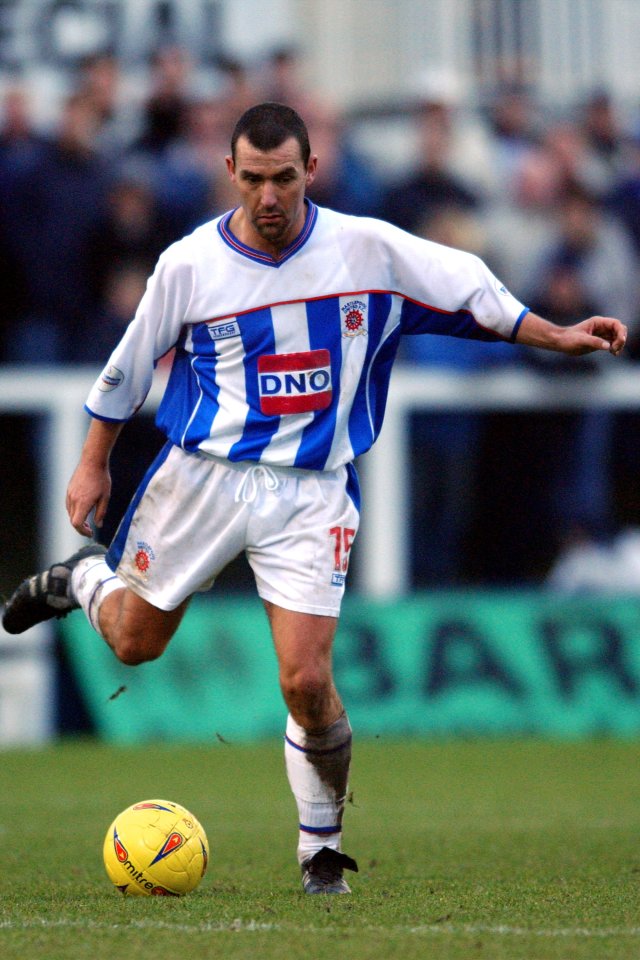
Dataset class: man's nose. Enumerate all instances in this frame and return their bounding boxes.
[261,180,277,206]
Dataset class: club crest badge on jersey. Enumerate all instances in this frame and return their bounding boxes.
[341,300,367,338]
[258,349,332,415]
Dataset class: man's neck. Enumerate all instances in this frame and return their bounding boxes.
[229,202,308,260]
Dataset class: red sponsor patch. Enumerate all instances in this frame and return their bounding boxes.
[258,349,332,415]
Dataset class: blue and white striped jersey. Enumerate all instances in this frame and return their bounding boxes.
[86,202,528,471]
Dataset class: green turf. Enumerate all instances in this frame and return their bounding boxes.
[1,738,639,960]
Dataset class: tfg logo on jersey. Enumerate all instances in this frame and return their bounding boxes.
[206,319,241,342]
[341,300,367,338]
[258,349,332,415]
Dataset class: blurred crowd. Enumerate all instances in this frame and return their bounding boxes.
[2,47,640,586]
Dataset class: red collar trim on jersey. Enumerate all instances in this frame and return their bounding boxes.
[217,200,318,267]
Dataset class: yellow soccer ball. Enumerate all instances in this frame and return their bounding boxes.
[103,799,209,896]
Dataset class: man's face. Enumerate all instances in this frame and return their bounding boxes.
[226,135,317,254]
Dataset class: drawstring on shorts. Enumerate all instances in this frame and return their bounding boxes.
[234,464,280,503]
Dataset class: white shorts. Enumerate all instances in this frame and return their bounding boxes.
[107,444,360,617]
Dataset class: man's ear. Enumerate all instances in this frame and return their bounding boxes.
[225,155,235,180]
[305,155,318,188]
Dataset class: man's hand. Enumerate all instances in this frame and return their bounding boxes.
[65,417,123,536]
[66,461,112,537]
[517,312,628,356]
[556,316,628,356]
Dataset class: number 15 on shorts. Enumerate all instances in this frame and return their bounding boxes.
[329,526,356,587]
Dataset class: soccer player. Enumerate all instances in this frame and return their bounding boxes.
[2,102,627,894]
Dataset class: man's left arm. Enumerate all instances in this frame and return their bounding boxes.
[515,312,628,357]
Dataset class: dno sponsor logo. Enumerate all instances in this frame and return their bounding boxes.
[258,349,332,415]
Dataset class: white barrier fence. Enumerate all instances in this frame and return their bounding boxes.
[3,364,640,598]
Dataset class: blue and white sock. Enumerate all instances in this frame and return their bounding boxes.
[284,712,352,864]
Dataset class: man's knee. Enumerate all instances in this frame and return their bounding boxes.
[280,665,334,718]
[101,591,188,665]
[111,634,167,666]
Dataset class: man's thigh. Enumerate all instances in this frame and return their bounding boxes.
[265,600,338,672]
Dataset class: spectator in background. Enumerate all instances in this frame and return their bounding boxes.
[580,89,628,181]
[543,121,615,198]
[482,138,565,293]
[408,69,497,197]
[0,85,46,173]
[260,45,333,129]
[2,92,111,362]
[0,85,45,358]
[486,83,542,195]
[380,96,480,232]
[76,53,119,125]
[73,261,148,364]
[607,135,640,276]
[153,96,230,232]
[85,174,172,308]
[74,52,134,157]
[304,109,382,216]
[134,46,193,155]
[213,54,259,132]
[529,181,637,323]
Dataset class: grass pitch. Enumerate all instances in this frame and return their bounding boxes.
[1,738,639,960]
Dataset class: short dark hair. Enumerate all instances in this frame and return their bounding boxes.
[230,102,310,165]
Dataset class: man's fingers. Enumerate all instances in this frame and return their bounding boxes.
[68,499,94,535]
[94,498,108,529]
[72,517,93,537]
[592,317,627,351]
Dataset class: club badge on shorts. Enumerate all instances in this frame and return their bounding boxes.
[133,541,156,580]
[258,349,332,415]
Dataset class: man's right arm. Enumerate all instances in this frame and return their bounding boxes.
[66,418,125,537]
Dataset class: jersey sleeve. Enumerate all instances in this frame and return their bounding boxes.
[84,247,195,421]
[375,219,528,341]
